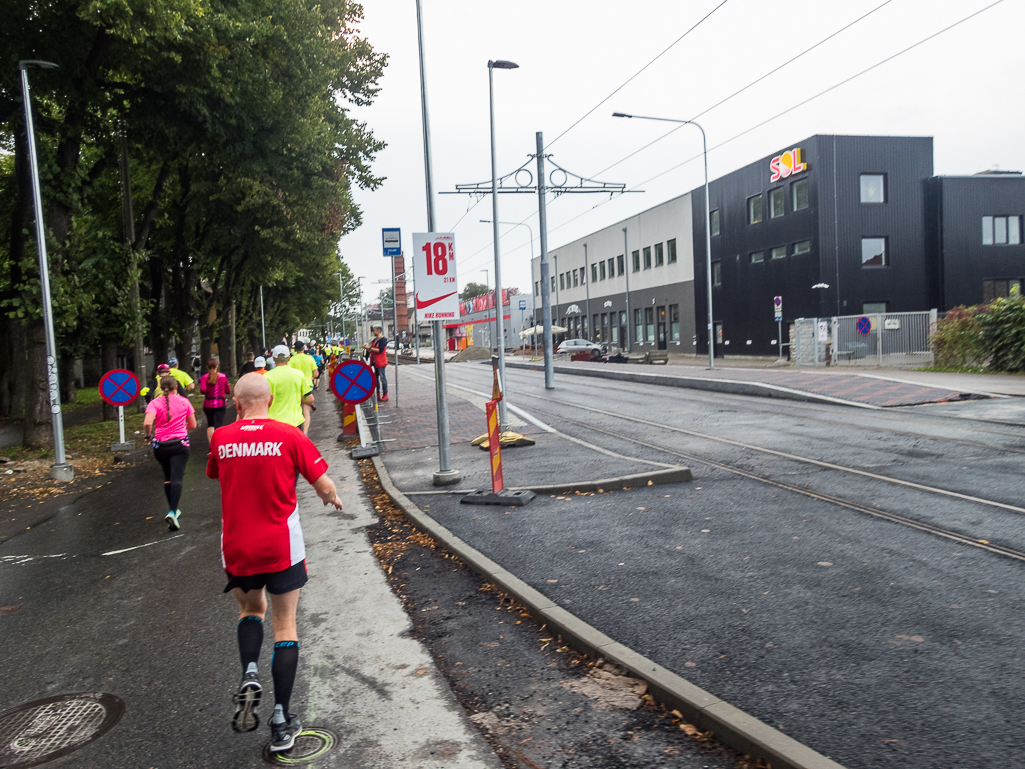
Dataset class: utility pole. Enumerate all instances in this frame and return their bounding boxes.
[623,227,631,352]
[583,243,591,341]
[117,117,146,412]
[535,132,555,389]
[415,0,459,485]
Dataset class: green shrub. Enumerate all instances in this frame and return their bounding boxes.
[980,291,1025,372]
[932,305,984,368]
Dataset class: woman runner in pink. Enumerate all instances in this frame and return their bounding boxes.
[143,375,197,530]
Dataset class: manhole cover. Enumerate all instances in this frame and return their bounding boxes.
[0,692,124,768]
[262,727,337,765]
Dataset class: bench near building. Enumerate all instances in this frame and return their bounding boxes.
[531,134,1025,359]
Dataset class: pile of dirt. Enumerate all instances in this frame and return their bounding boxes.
[450,346,493,362]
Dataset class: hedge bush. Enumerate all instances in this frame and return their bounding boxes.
[933,289,1025,372]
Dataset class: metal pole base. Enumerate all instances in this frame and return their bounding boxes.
[460,489,535,506]
[432,468,462,487]
[110,442,136,452]
[49,463,74,481]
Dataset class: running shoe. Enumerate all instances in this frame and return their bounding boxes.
[379,393,389,402]
[269,714,302,752]
[232,671,262,733]
[165,510,181,531]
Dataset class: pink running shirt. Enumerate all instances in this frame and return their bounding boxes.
[146,393,195,441]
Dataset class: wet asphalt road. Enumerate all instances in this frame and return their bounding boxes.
[392,364,1025,769]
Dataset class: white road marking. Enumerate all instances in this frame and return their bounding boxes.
[102,534,184,556]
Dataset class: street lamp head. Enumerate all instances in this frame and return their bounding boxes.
[18,60,59,70]
[488,60,518,69]
[612,112,632,118]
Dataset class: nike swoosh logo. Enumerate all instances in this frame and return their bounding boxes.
[415,291,457,309]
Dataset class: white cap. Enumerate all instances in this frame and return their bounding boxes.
[254,356,266,368]
[272,344,291,359]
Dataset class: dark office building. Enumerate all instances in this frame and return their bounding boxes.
[692,135,939,356]
[930,173,1025,309]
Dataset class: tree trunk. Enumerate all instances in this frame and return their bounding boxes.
[0,317,28,418]
[101,340,118,421]
[61,354,77,404]
[23,320,52,448]
[218,303,237,379]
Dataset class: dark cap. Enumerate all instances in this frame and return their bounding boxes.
[293,340,305,352]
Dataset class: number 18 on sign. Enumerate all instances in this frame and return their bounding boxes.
[413,233,460,320]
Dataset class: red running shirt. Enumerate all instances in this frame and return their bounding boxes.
[207,418,328,575]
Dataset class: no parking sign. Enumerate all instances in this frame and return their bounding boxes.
[98,369,140,407]
[329,360,377,405]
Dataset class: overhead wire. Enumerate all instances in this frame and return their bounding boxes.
[542,0,731,151]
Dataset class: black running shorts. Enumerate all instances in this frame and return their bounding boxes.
[224,559,308,594]
[203,406,227,429]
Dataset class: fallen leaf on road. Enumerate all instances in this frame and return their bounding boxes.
[684,661,696,668]
[817,561,833,567]
[679,723,699,736]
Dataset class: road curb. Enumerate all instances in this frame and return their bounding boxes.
[523,466,693,494]
[504,360,882,410]
[356,410,847,769]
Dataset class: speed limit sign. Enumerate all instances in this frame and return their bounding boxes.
[412,232,460,320]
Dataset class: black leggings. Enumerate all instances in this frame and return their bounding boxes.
[153,441,190,512]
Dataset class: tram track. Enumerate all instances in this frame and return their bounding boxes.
[522,402,1025,565]
[481,365,1025,454]
[428,367,1025,564]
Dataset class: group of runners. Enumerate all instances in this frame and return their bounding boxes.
[138,339,344,753]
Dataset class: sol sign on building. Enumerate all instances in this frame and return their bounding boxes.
[412,232,460,320]
[769,147,808,183]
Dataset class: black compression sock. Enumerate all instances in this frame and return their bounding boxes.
[237,616,263,671]
[271,641,299,714]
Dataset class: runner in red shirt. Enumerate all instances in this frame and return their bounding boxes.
[207,373,343,753]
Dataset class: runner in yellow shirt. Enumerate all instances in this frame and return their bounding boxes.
[264,345,310,429]
[287,341,318,435]
[167,357,196,392]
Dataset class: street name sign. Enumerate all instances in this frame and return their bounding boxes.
[412,232,459,320]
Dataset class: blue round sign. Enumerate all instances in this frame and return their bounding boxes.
[856,316,872,335]
[99,369,141,406]
[329,360,377,404]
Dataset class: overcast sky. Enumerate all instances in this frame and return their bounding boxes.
[339,0,1023,303]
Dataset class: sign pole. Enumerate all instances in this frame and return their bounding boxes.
[118,405,126,445]
[415,0,459,486]
[392,254,399,407]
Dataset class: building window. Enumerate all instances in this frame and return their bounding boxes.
[559,273,565,290]
[667,239,677,263]
[861,237,887,267]
[534,281,539,296]
[983,279,1023,303]
[860,174,886,204]
[591,263,598,282]
[579,267,586,284]
[643,246,652,269]
[863,301,888,315]
[608,257,615,278]
[669,304,680,342]
[771,246,787,260]
[747,194,764,224]
[599,261,606,280]
[644,307,655,341]
[792,178,809,211]
[710,209,720,236]
[632,250,640,272]
[712,260,722,286]
[634,309,643,342]
[793,240,811,255]
[769,187,785,218]
[551,276,556,293]
[983,215,1023,245]
[571,270,578,287]
[749,251,764,264]
[654,243,664,266]
[617,254,624,275]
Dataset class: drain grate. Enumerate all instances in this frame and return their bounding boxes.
[0,692,124,768]
[262,727,337,765]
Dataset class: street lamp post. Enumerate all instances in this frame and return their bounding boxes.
[583,243,591,341]
[622,227,631,352]
[335,272,345,342]
[259,285,266,350]
[613,112,714,368]
[19,60,72,481]
[488,58,517,432]
[480,268,491,349]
